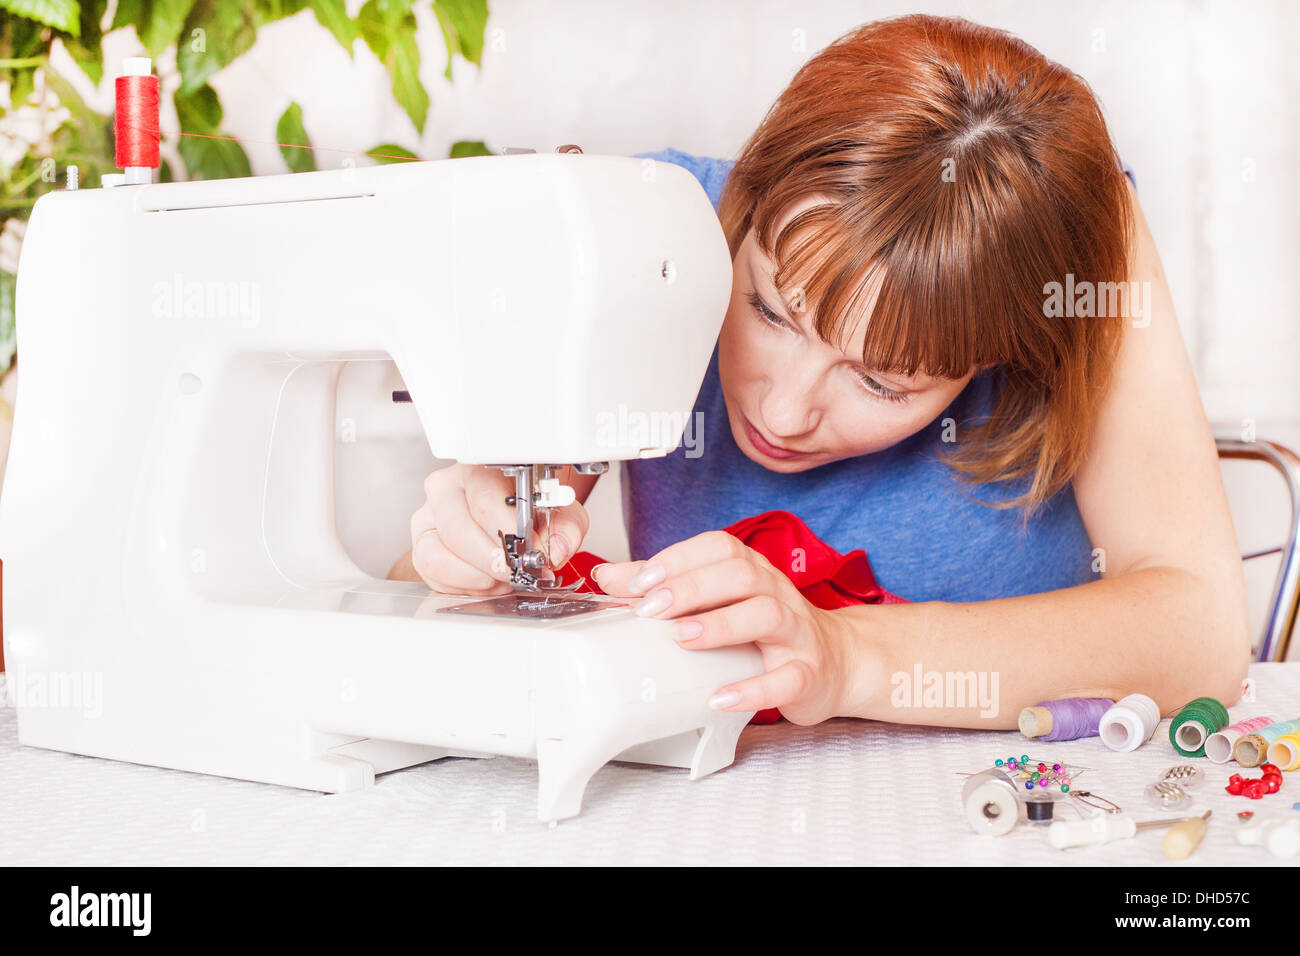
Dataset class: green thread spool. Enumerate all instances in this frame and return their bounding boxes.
[1169,697,1230,758]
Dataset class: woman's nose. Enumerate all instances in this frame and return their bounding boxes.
[760,376,822,438]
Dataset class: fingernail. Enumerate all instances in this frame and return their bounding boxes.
[708,690,742,710]
[589,562,610,585]
[673,620,703,642]
[628,564,666,595]
[549,535,569,565]
[634,588,672,617]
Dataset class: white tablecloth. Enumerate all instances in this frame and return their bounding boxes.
[2,665,1298,866]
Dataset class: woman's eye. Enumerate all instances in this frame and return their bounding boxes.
[855,372,908,403]
[746,291,793,332]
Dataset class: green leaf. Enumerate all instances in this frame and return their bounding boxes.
[1,8,48,105]
[174,84,252,180]
[109,0,194,58]
[0,269,15,378]
[253,0,307,22]
[174,78,221,127]
[307,0,353,53]
[357,0,427,134]
[364,142,416,164]
[431,0,486,80]
[176,122,251,180]
[42,63,112,157]
[176,0,257,96]
[109,0,141,29]
[449,139,489,159]
[0,0,81,36]
[60,0,106,85]
[387,24,426,134]
[275,101,316,173]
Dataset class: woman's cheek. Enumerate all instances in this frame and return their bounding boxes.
[828,397,936,456]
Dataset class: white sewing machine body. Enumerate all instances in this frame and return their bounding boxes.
[1,153,763,822]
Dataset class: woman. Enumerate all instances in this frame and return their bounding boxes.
[389,15,1249,729]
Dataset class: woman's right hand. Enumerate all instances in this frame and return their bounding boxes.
[405,464,590,595]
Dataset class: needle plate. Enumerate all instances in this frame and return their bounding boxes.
[435,593,627,620]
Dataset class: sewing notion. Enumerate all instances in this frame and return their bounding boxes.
[1098,693,1161,752]
[1048,810,1211,853]
[1018,697,1112,742]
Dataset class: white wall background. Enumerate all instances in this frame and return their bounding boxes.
[60,0,1300,645]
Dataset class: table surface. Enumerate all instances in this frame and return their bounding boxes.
[2,665,1298,866]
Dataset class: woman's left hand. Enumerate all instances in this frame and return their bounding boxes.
[592,531,854,726]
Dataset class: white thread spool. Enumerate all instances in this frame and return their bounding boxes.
[1098,693,1160,753]
[962,769,1021,836]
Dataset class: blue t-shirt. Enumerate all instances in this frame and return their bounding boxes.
[621,148,1103,603]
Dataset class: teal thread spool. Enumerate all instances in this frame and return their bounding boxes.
[1169,697,1230,758]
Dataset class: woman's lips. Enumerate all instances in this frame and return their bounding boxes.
[742,416,809,460]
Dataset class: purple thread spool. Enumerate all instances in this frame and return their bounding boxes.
[1018,698,1113,742]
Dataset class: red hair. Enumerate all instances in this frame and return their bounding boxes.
[718,14,1134,509]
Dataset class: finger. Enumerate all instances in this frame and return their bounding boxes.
[598,530,748,596]
[436,471,514,583]
[591,559,651,596]
[632,556,781,620]
[669,594,793,649]
[412,530,512,595]
[707,660,812,713]
[534,499,589,568]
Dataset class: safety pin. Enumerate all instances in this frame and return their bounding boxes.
[1069,790,1122,813]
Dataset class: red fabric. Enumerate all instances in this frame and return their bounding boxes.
[559,510,908,724]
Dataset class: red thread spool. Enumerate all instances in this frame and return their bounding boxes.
[114,73,160,169]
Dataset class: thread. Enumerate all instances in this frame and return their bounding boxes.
[1205,716,1274,764]
[1234,718,1300,767]
[1266,730,1300,771]
[962,768,1021,836]
[1025,794,1056,822]
[114,73,160,169]
[1019,698,1112,741]
[1098,693,1161,752]
[1169,697,1231,758]
[132,127,424,164]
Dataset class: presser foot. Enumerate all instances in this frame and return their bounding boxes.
[497,529,585,594]
[491,462,608,596]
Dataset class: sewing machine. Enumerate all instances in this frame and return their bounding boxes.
[0,150,764,822]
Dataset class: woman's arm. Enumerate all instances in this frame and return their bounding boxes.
[594,182,1250,729]
[831,180,1250,727]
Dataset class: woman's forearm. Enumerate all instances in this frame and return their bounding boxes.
[833,567,1250,729]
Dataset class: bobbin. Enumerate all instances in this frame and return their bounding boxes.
[962,768,1022,836]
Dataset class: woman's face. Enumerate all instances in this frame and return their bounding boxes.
[717,200,976,473]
